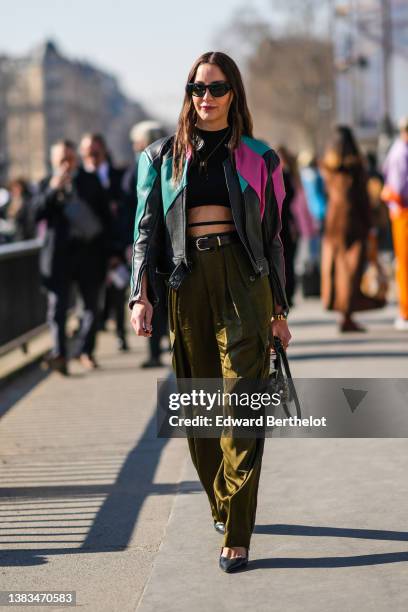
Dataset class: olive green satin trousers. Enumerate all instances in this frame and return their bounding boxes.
[168,237,273,549]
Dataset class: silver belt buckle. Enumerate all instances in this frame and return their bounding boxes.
[196,236,211,251]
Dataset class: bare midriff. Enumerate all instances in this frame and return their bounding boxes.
[187,204,236,237]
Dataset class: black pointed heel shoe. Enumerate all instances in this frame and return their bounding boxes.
[214,521,225,535]
[219,549,249,573]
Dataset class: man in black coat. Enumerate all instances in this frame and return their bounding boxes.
[80,133,131,351]
[34,139,112,374]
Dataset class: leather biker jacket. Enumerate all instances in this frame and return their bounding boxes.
[128,134,289,315]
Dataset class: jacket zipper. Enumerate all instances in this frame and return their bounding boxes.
[134,259,147,299]
[223,157,287,310]
[182,156,191,268]
[223,159,258,270]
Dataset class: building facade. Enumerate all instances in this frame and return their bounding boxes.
[334,0,408,143]
[0,41,147,183]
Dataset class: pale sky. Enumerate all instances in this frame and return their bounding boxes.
[0,0,272,124]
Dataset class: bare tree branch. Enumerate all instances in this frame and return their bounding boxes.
[214,2,336,153]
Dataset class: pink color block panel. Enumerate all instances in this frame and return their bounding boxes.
[234,142,268,219]
[272,163,285,217]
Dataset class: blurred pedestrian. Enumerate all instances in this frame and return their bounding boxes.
[34,139,112,374]
[277,145,300,308]
[366,151,392,253]
[124,120,169,367]
[320,126,386,332]
[0,178,36,243]
[80,133,130,351]
[124,121,168,218]
[298,150,327,262]
[381,116,408,330]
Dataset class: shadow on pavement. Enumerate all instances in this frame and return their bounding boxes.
[0,374,199,567]
[289,317,395,328]
[289,351,408,361]
[249,550,408,570]
[293,337,408,347]
[254,523,408,540]
[0,366,49,419]
[249,523,408,569]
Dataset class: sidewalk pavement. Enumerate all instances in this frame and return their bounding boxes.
[0,325,185,611]
[0,295,407,611]
[138,298,408,612]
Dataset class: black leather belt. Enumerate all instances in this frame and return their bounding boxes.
[187,231,240,252]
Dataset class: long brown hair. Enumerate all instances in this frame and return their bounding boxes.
[322,125,370,219]
[172,51,253,183]
[322,125,363,172]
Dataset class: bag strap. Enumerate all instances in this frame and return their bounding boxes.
[273,336,302,419]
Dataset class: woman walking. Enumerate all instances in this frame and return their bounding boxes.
[277,145,301,307]
[320,126,385,332]
[129,51,291,572]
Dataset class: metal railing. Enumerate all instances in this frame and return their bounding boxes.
[0,239,47,356]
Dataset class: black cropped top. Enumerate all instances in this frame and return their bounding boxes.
[186,126,231,210]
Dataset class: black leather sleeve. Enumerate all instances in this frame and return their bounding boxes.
[128,148,165,310]
[262,149,290,315]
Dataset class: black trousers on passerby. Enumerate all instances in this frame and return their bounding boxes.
[103,285,126,340]
[45,244,106,359]
[281,231,298,308]
[149,276,169,359]
[47,278,102,359]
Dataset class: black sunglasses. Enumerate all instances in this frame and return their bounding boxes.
[186,81,232,98]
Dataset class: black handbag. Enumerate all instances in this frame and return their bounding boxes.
[63,187,103,242]
[269,336,301,419]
